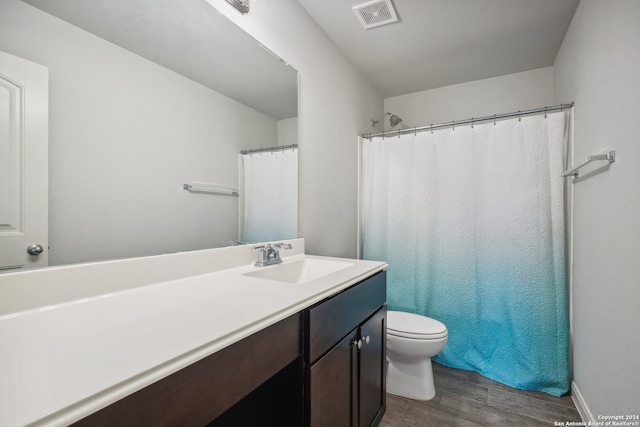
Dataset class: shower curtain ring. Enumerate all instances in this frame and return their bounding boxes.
[452,120,455,130]
[518,111,521,122]
[544,107,548,118]
[493,115,496,126]
[430,124,434,134]
[471,118,474,129]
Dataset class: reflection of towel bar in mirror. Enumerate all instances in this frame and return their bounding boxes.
[183,183,239,196]
[562,150,615,178]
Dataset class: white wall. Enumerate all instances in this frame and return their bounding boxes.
[0,0,276,266]
[554,0,640,418]
[384,67,554,129]
[277,117,298,147]
[206,0,383,258]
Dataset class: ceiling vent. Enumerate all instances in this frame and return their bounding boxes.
[352,0,398,30]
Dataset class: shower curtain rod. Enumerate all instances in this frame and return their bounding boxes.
[240,144,298,155]
[362,103,574,140]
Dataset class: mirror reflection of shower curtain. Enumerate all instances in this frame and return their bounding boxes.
[361,111,570,396]
[239,149,298,243]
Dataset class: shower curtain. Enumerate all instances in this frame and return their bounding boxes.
[239,148,298,243]
[361,112,569,396]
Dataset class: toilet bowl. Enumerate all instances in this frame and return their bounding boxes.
[386,310,448,400]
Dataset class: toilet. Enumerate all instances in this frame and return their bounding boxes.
[386,310,448,400]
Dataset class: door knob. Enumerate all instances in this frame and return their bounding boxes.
[363,335,370,345]
[27,244,44,255]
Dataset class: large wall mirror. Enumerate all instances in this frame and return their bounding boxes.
[0,0,298,269]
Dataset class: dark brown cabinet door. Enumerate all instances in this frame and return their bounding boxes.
[309,329,358,427]
[305,272,387,427]
[359,308,386,427]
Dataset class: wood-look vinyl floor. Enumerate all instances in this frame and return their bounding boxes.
[380,362,581,427]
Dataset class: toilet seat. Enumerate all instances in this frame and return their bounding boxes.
[387,311,448,340]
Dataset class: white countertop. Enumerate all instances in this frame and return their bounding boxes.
[0,240,386,427]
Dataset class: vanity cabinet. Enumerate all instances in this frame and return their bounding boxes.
[71,314,302,427]
[69,270,386,427]
[305,271,387,427]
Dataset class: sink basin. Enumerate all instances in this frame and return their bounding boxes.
[243,258,354,284]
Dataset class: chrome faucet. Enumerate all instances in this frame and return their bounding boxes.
[253,243,293,267]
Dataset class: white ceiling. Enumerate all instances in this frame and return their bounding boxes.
[297,0,580,98]
[20,0,580,113]
[20,0,298,120]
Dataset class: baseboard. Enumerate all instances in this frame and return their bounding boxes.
[571,381,595,423]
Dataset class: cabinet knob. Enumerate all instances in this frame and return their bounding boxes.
[351,336,370,349]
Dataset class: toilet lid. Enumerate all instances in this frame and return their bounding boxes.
[387,311,448,339]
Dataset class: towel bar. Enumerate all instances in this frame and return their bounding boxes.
[183,183,239,196]
[562,150,615,178]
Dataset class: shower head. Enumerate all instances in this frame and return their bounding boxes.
[389,114,402,128]
[371,112,403,128]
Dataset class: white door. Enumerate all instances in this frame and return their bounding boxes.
[0,50,48,271]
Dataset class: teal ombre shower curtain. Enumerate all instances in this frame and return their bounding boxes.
[361,111,569,396]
